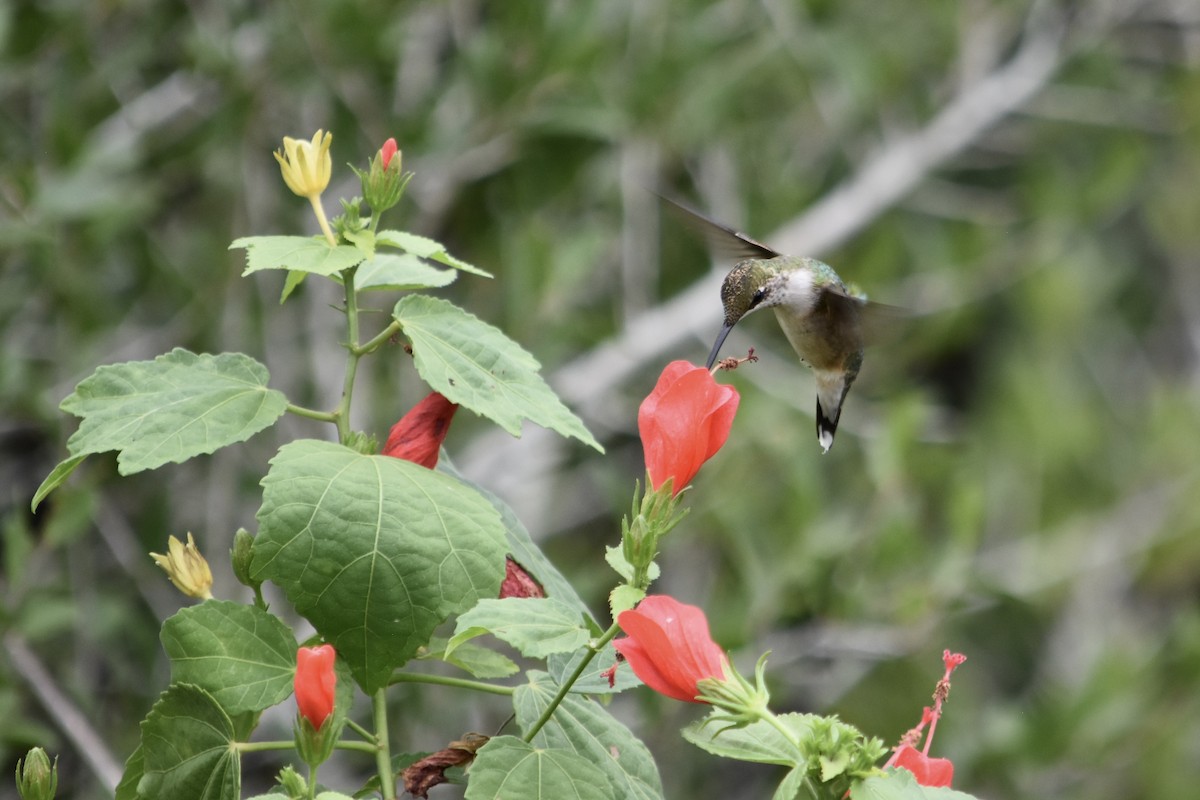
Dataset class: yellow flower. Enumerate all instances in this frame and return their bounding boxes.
[150,532,214,600]
[274,130,333,198]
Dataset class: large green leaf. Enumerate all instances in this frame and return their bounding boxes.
[250,439,508,691]
[681,712,811,766]
[466,736,614,800]
[160,601,297,715]
[353,253,457,291]
[514,671,663,800]
[448,598,592,660]
[114,745,144,800]
[394,295,601,451]
[34,350,287,506]
[377,229,492,277]
[230,235,364,277]
[138,684,239,800]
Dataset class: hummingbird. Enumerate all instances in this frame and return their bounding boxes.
[663,196,887,453]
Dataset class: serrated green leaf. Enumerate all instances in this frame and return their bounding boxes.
[139,684,239,800]
[682,712,812,766]
[466,736,614,800]
[394,295,602,451]
[547,642,641,694]
[377,229,492,277]
[515,671,663,800]
[353,253,457,291]
[30,454,86,512]
[608,585,644,618]
[114,744,144,800]
[230,235,364,277]
[449,598,591,660]
[772,766,809,800]
[51,349,287,479]
[423,636,520,679]
[250,439,508,692]
[160,600,297,714]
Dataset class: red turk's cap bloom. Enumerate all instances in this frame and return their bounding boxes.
[295,644,337,729]
[380,137,399,170]
[383,392,458,468]
[613,595,728,703]
[638,361,739,496]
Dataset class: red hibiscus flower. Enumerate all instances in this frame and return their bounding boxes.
[383,392,458,468]
[886,650,966,788]
[613,595,728,703]
[638,361,739,496]
[295,644,337,729]
[499,556,545,599]
[893,745,953,787]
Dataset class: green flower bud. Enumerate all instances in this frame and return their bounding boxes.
[276,765,307,800]
[230,528,257,590]
[15,747,57,800]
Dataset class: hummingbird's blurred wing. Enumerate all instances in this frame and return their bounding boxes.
[821,287,910,345]
[656,194,780,262]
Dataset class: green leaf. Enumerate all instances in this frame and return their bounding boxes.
[466,735,614,800]
[439,456,600,630]
[353,253,457,291]
[139,684,239,800]
[772,766,809,800]
[230,235,364,277]
[515,671,664,800]
[250,439,508,692]
[394,295,602,452]
[30,454,86,512]
[547,642,641,694]
[422,636,519,679]
[377,229,492,277]
[681,712,812,766]
[609,585,644,618]
[50,349,287,481]
[449,598,591,659]
[114,744,144,800]
[851,769,979,800]
[160,600,297,714]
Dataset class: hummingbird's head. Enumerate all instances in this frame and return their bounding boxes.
[707,260,777,368]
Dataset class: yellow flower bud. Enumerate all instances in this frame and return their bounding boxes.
[150,532,214,600]
[274,130,333,198]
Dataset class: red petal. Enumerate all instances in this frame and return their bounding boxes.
[638,363,738,493]
[383,392,458,468]
[894,745,954,788]
[295,644,337,728]
[615,596,727,703]
[380,138,398,170]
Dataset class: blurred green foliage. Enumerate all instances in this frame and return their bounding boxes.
[3,0,1199,798]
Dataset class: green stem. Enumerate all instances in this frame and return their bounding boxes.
[389,671,515,696]
[307,763,318,800]
[373,688,397,800]
[760,707,803,749]
[234,740,296,753]
[335,740,379,754]
[523,622,622,743]
[346,718,377,743]
[355,320,403,357]
[334,267,363,442]
[286,402,338,422]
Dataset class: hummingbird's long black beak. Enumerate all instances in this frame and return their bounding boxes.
[706,322,735,370]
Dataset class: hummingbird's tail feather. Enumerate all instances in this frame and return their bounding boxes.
[815,398,839,453]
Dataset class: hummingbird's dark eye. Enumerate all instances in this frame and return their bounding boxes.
[749,288,766,308]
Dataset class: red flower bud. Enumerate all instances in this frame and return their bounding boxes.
[383,392,458,468]
[638,361,739,496]
[295,644,336,729]
[381,137,399,170]
[613,595,728,703]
